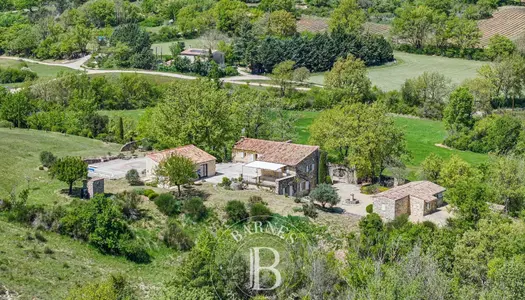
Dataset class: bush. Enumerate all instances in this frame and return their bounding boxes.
[0,67,38,83]
[154,193,182,216]
[120,240,151,264]
[163,220,193,251]
[302,203,318,219]
[250,203,272,222]
[366,204,373,214]
[66,275,137,300]
[143,189,155,198]
[116,191,143,221]
[125,169,142,186]
[220,177,232,189]
[0,120,13,128]
[225,200,248,224]
[325,176,332,184]
[39,151,56,168]
[148,193,159,200]
[35,231,47,242]
[249,195,267,206]
[183,197,207,222]
[361,184,380,195]
[223,66,239,76]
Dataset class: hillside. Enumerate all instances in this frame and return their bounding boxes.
[0,128,121,205]
[478,6,525,46]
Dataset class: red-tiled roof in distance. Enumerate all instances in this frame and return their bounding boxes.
[147,145,216,164]
[233,138,319,166]
[374,181,446,202]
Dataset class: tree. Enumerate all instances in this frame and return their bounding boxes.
[183,197,208,222]
[477,55,525,109]
[138,80,238,160]
[446,17,481,50]
[421,153,443,183]
[488,156,525,215]
[446,177,488,228]
[50,156,88,194]
[125,169,141,186]
[156,154,196,196]
[486,34,517,60]
[329,0,366,34]
[443,86,475,133]
[83,0,116,27]
[169,42,185,57]
[271,60,295,97]
[266,10,296,37]
[309,183,341,208]
[231,87,275,139]
[439,155,479,189]
[0,92,33,128]
[401,72,452,119]
[213,0,248,34]
[309,103,409,180]
[40,151,56,168]
[259,0,294,12]
[392,5,435,49]
[293,67,310,84]
[225,200,248,224]
[324,55,371,101]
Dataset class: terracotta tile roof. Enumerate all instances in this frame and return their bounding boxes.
[373,181,446,202]
[233,138,319,166]
[147,145,216,164]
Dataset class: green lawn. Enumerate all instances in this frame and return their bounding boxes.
[0,128,121,205]
[308,51,487,91]
[151,38,207,55]
[0,58,78,88]
[290,111,489,172]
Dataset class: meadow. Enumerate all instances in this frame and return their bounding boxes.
[308,51,487,91]
[0,128,121,205]
[0,59,77,88]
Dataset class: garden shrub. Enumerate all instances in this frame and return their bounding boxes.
[309,183,341,208]
[361,184,380,195]
[183,197,208,222]
[225,200,248,224]
[249,195,267,206]
[250,203,272,222]
[143,189,155,198]
[154,193,182,216]
[220,177,232,189]
[163,220,194,251]
[303,203,318,219]
[115,191,143,221]
[148,192,159,200]
[125,169,142,186]
[39,151,56,168]
[366,204,373,214]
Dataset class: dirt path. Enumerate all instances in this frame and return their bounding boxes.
[2,55,314,91]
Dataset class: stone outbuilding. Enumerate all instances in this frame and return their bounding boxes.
[146,145,216,179]
[373,181,446,221]
[232,137,320,196]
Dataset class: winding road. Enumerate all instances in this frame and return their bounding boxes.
[2,55,314,91]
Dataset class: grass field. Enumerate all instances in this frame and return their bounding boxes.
[289,111,489,175]
[308,51,486,91]
[151,38,207,55]
[0,128,121,205]
[0,58,77,88]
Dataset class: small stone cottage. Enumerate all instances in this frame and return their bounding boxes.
[373,181,446,221]
[232,138,320,196]
[146,145,216,179]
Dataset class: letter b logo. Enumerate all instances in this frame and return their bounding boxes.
[249,247,282,290]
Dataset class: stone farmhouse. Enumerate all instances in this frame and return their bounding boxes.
[146,144,216,179]
[180,48,225,65]
[232,138,320,196]
[373,181,446,221]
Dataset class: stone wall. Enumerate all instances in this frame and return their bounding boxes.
[85,178,104,199]
[409,196,425,218]
[374,196,397,220]
[231,149,258,163]
[294,150,319,191]
[275,175,297,196]
[328,163,358,184]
